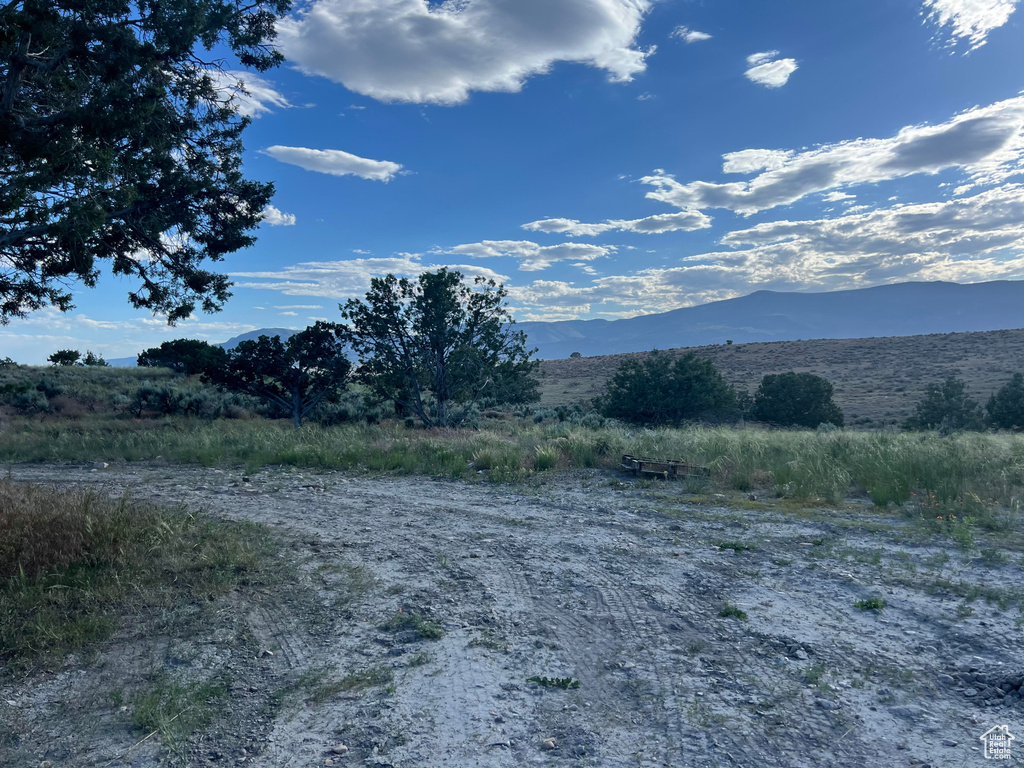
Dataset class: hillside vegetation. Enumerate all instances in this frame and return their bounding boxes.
[538,327,1024,426]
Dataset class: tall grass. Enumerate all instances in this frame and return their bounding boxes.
[2,417,1023,509]
[0,478,277,667]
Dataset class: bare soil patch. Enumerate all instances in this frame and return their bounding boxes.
[3,463,1022,767]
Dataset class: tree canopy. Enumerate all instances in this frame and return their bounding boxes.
[138,339,227,376]
[904,376,983,432]
[0,0,290,323]
[750,372,844,428]
[599,351,737,426]
[986,373,1024,431]
[340,269,538,428]
[208,323,350,428]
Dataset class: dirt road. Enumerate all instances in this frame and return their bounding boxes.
[2,463,1021,767]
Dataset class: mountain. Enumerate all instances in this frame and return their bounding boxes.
[517,280,1024,359]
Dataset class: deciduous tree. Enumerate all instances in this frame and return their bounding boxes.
[138,339,227,376]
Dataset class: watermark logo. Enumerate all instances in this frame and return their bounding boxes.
[979,725,1015,760]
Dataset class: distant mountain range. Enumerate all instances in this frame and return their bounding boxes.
[110,280,1024,365]
[518,280,1024,359]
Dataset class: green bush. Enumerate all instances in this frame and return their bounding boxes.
[905,377,984,432]
[750,372,843,428]
[987,373,1024,431]
[599,351,738,426]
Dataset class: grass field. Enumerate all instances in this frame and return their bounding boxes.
[2,417,1022,513]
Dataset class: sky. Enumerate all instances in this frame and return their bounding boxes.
[5,0,1024,363]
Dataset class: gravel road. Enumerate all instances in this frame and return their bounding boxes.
[2,463,1021,767]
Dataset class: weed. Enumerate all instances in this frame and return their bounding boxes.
[527,676,580,689]
[715,540,758,553]
[407,652,431,667]
[719,602,749,620]
[382,610,445,640]
[853,597,888,612]
[131,673,227,755]
[310,666,394,703]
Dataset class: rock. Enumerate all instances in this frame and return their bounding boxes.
[815,699,840,711]
[92,461,108,469]
[937,674,955,686]
[541,738,557,750]
[942,739,958,747]
[329,744,349,755]
[794,649,809,660]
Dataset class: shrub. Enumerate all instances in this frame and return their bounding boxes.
[599,351,738,426]
[986,373,1024,431]
[905,377,984,432]
[750,372,843,428]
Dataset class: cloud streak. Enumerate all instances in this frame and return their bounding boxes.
[923,0,1019,50]
[263,146,403,181]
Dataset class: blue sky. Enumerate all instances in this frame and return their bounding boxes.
[5,0,1024,363]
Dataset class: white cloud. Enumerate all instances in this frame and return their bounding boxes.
[671,25,711,43]
[275,305,324,310]
[722,149,793,174]
[279,311,299,316]
[263,146,403,181]
[277,0,654,105]
[641,95,1024,216]
[923,0,1019,50]
[233,254,510,298]
[260,205,297,226]
[445,239,614,271]
[209,70,292,117]
[823,191,856,202]
[522,210,711,236]
[744,51,798,88]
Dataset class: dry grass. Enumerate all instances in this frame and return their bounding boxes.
[0,478,277,668]
[537,327,1024,426]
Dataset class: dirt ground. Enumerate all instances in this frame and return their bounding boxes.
[2,463,1022,768]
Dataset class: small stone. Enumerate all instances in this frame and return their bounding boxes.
[329,744,349,755]
[92,461,108,469]
[794,649,809,660]
[815,699,840,711]
[259,649,274,658]
[942,739,958,747]
[41,762,52,768]
[542,738,557,750]
[937,674,955,686]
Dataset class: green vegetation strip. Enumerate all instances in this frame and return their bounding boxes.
[0,478,278,669]
[3,419,1024,510]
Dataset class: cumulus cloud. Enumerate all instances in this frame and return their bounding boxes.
[263,146,403,181]
[260,205,297,226]
[744,51,798,88]
[445,239,614,271]
[209,70,292,117]
[277,0,654,105]
[233,254,509,298]
[640,95,1024,216]
[522,210,711,237]
[923,0,1019,50]
[671,25,711,43]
